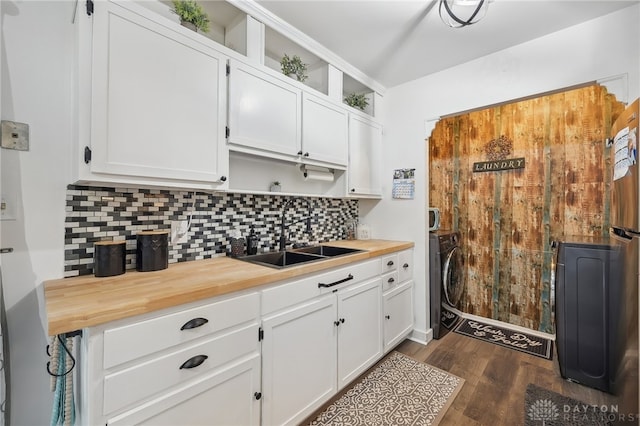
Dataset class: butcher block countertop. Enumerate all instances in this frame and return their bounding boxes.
[44,239,413,336]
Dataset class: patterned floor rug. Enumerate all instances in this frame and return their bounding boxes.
[308,351,464,426]
[525,384,612,425]
[454,318,553,360]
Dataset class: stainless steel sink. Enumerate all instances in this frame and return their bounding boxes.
[236,245,364,269]
[291,245,363,257]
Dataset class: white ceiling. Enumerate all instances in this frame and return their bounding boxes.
[255,0,639,89]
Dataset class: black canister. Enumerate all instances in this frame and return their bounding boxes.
[94,240,126,277]
[136,231,169,272]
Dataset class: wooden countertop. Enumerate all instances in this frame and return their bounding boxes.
[44,239,413,335]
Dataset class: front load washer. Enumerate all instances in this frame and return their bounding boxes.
[429,230,464,339]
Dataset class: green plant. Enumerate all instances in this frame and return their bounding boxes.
[280,54,308,82]
[344,93,369,110]
[172,0,210,33]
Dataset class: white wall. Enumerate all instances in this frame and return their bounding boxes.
[1,2,74,424]
[363,4,640,343]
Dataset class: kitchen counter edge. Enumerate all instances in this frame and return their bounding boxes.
[44,239,413,335]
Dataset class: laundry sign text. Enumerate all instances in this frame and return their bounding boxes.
[473,157,525,173]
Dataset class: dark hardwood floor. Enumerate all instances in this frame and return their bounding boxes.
[395,332,634,425]
[303,331,637,425]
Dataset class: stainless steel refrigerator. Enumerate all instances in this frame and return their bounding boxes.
[610,98,639,414]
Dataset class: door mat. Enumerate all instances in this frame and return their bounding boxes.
[307,351,464,426]
[454,318,553,360]
[441,304,460,330]
[525,384,612,425]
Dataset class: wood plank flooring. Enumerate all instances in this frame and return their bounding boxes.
[303,331,636,425]
[395,332,631,425]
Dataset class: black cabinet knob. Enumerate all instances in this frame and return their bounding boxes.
[385,315,390,320]
[254,392,262,400]
[388,277,395,284]
[350,188,355,192]
[403,263,409,269]
[334,320,341,327]
[304,152,309,157]
[220,175,227,182]
[340,318,345,324]
[387,261,394,266]
[297,150,303,155]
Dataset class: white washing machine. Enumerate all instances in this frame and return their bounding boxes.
[429,230,464,339]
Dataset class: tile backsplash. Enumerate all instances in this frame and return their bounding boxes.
[65,185,358,277]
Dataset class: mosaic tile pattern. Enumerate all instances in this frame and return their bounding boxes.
[65,185,358,277]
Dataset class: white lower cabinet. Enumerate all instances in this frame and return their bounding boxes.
[337,278,383,389]
[261,294,338,426]
[82,291,261,426]
[261,266,383,426]
[107,354,261,426]
[383,281,414,353]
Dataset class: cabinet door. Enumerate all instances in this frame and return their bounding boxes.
[348,114,382,197]
[337,277,383,389]
[383,280,414,352]
[261,294,337,426]
[90,1,228,184]
[228,59,302,161]
[302,93,348,167]
[107,354,261,426]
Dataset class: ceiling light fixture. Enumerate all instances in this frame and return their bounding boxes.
[439,0,491,28]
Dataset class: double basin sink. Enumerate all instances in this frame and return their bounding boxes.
[237,245,364,269]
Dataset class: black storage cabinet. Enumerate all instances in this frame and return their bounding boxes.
[555,238,624,393]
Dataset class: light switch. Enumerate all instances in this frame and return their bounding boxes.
[1,120,29,151]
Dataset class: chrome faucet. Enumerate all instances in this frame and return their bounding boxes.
[279,198,313,251]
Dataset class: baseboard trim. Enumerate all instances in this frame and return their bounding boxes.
[407,328,432,345]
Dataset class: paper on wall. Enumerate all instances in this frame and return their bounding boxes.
[614,126,637,181]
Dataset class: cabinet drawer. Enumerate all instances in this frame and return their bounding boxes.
[381,254,398,274]
[262,258,381,314]
[381,271,399,293]
[398,250,413,282]
[103,323,259,415]
[103,292,259,369]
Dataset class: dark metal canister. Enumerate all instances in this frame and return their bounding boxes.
[94,240,126,277]
[136,231,169,272]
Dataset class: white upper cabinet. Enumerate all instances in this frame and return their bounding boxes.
[228,60,348,169]
[75,1,229,189]
[301,93,348,168]
[227,59,302,162]
[348,113,383,198]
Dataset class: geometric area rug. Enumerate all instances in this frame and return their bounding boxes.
[308,351,464,426]
[454,318,553,360]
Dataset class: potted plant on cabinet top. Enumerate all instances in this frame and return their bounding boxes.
[344,93,369,111]
[172,0,210,33]
[280,54,308,82]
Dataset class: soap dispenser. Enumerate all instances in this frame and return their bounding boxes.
[246,226,259,255]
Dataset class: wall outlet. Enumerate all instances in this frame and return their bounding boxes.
[170,220,190,244]
[357,224,370,240]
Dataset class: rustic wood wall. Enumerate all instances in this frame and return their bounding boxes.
[428,84,624,332]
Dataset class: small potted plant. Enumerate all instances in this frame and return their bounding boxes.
[172,0,210,33]
[280,54,308,82]
[344,93,369,111]
[270,181,282,192]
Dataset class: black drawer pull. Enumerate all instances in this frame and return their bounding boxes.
[403,263,409,268]
[385,315,390,320]
[387,277,395,284]
[180,317,209,330]
[318,274,354,288]
[387,260,394,266]
[179,354,208,370]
